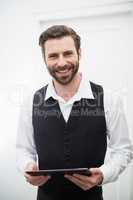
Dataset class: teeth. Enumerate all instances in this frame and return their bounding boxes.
[58,69,69,73]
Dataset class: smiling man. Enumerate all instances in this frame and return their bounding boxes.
[16,25,133,200]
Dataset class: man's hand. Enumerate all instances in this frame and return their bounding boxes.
[24,162,51,186]
[64,168,103,191]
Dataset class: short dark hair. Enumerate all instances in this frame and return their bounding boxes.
[39,25,81,57]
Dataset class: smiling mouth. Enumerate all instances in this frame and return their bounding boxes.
[57,69,70,74]
[56,66,72,74]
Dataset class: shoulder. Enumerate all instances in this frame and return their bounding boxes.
[89,81,125,113]
[32,85,48,105]
[102,86,125,116]
[21,85,48,111]
[33,85,48,96]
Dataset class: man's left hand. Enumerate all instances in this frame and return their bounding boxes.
[64,168,103,191]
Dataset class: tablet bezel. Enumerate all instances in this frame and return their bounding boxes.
[26,167,91,176]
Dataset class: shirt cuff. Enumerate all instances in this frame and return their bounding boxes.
[99,164,119,185]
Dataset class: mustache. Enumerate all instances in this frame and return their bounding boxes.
[53,65,73,72]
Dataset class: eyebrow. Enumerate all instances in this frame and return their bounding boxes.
[63,50,74,55]
[48,53,58,57]
[48,50,74,57]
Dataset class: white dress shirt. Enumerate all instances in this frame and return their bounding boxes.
[16,75,133,185]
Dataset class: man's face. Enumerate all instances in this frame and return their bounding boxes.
[44,36,81,85]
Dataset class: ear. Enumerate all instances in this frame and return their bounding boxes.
[78,48,81,60]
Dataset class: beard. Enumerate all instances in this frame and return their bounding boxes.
[47,61,79,85]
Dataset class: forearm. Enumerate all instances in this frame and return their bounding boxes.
[99,145,133,184]
[16,146,37,173]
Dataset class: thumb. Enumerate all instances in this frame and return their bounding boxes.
[26,162,38,171]
[89,168,104,185]
[89,168,101,175]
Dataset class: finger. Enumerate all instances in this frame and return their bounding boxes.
[73,174,97,186]
[89,168,102,176]
[28,176,50,186]
[25,174,50,181]
[24,173,31,178]
[29,175,51,182]
[36,177,50,186]
[64,175,90,190]
[28,179,44,186]
[25,175,43,182]
[73,174,91,183]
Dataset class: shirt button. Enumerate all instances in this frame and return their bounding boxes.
[64,130,68,134]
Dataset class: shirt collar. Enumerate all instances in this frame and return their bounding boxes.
[45,73,94,102]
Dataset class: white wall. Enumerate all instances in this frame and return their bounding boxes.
[0,0,133,199]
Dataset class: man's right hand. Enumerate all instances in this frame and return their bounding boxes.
[24,162,51,186]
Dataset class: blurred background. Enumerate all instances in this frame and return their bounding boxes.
[0,0,133,199]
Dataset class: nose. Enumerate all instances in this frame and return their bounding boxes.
[57,55,67,67]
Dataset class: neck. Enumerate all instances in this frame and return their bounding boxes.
[53,72,82,101]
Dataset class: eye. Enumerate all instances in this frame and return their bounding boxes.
[48,53,58,59]
[63,51,74,57]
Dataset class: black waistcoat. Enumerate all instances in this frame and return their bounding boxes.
[32,81,107,200]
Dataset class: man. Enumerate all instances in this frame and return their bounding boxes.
[16,25,133,200]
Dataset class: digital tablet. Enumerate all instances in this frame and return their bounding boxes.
[26,168,91,176]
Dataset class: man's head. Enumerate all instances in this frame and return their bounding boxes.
[39,25,81,85]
